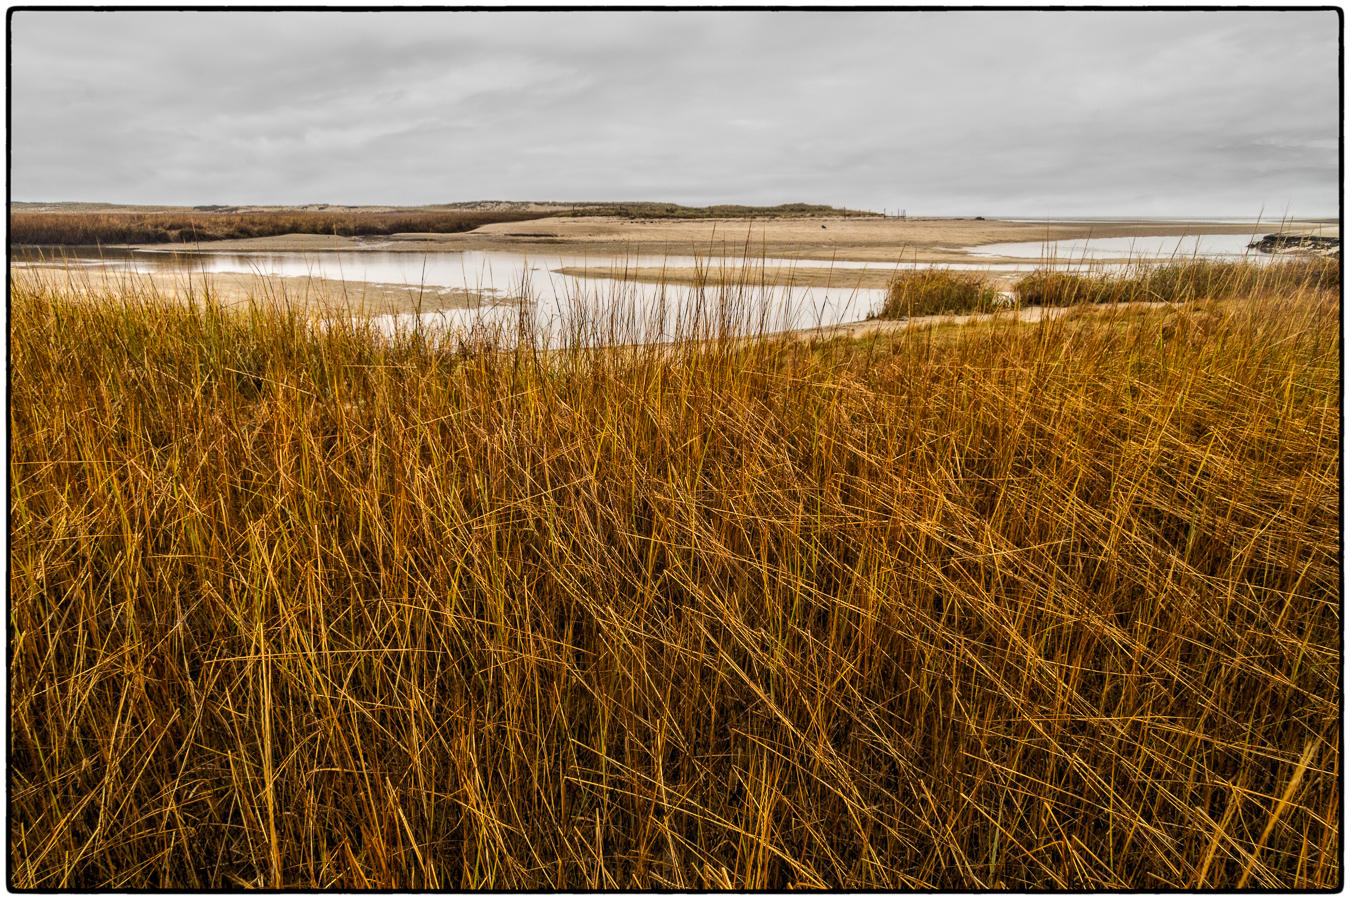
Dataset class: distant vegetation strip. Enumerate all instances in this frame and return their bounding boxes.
[7,210,549,246]
[9,203,878,246]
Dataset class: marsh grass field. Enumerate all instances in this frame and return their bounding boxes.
[7,245,1342,888]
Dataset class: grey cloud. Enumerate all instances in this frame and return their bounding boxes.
[10,9,1338,215]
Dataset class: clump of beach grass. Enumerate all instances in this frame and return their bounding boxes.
[1014,257,1339,306]
[878,268,1005,318]
[8,262,1340,889]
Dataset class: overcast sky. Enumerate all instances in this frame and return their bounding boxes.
[10,9,1340,216]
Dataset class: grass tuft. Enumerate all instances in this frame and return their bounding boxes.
[878,269,1006,318]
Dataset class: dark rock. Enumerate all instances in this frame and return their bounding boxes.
[1247,232,1340,255]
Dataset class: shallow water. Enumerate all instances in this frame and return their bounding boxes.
[12,246,906,289]
[965,232,1266,261]
[363,280,884,346]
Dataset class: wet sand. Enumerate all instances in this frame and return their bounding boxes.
[553,263,1038,290]
[11,265,494,316]
[551,264,893,290]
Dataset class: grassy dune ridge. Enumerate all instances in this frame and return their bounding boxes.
[7,209,550,246]
[8,265,1341,888]
[9,203,877,246]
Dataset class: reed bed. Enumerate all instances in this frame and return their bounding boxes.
[9,264,1340,889]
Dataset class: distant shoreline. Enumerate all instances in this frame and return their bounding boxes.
[16,214,1328,263]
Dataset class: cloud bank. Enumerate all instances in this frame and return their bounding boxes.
[10,10,1339,216]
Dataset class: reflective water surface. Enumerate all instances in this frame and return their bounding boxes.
[965,233,1267,261]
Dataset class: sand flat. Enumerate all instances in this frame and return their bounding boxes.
[10,265,496,316]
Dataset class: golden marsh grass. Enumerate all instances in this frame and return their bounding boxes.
[8,261,1341,889]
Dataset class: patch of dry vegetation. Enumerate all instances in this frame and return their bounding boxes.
[10,203,879,246]
[9,266,1339,889]
[878,269,1005,317]
[1013,258,1340,307]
